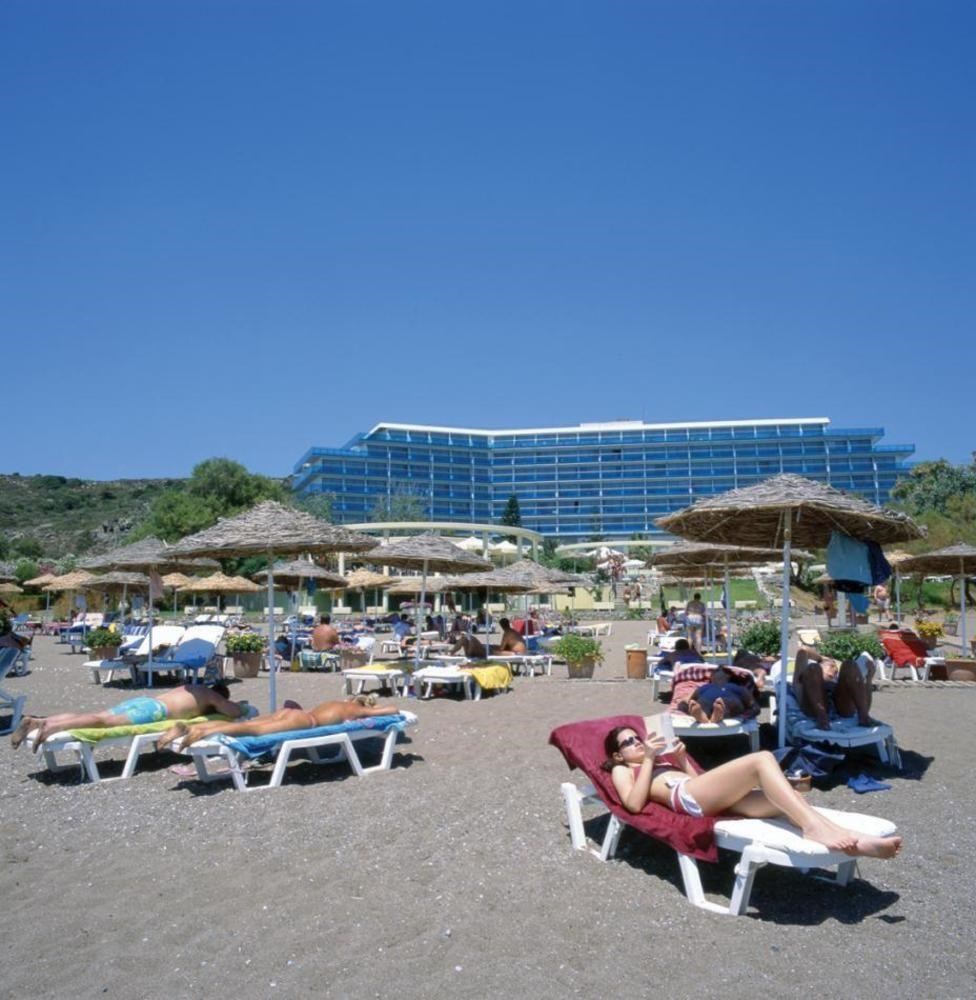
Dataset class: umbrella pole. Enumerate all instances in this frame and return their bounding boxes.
[415,560,428,667]
[960,562,967,656]
[121,583,127,625]
[146,580,154,689]
[267,561,277,710]
[725,559,733,665]
[777,530,792,749]
[895,571,901,625]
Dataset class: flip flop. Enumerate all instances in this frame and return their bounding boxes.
[847,773,892,794]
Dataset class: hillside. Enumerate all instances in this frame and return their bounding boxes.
[0,474,180,558]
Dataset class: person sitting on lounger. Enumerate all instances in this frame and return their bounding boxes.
[602,723,901,859]
[678,666,756,723]
[656,638,702,669]
[731,648,768,689]
[156,695,398,750]
[793,645,875,730]
[311,614,340,651]
[449,631,488,660]
[11,683,243,751]
[497,618,527,655]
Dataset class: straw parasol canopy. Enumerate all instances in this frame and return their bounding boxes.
[79,537,220,573]
[657,474,924,549]
[345,569,393,590]
[0,582,23,594]
[167,502,375,560]
[179,572,262,594]
[161,572,192,589]
[42,570,96,592]
[893,542,976,577]
[387,576,453,595]
[474,558,590,591]
[363,535,491,574]
[24,573,57,588]
[252,560,348,589]
[442,570,532,594]
[652,541,812,568]
[84,571,150,591]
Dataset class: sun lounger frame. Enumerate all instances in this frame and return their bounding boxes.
[560,781,893,916]
[34,731,167,783]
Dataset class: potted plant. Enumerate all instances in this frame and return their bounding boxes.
[552,634,604,679]
[225,631,266,678]
[737,620,783,657]
[914,619,943,650]
[87,627,123,661]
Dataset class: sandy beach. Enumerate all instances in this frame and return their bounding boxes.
[3,623,975,1000]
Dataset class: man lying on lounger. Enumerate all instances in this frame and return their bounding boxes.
[792,645,876,730]
[156,695,399,751]
[11,683,244,751]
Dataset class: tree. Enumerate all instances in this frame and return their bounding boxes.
[500,494,522,541]
[892,460,976,516]
[14,558,39,584]
[369,485,427,523]
[136,492,218,543]
[12,535,43,559]
[187,457,286,513]
[295,492,336,523]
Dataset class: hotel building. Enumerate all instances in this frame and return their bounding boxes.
[292,418,914,542]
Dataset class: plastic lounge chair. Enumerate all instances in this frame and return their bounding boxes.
[136,625,225,687]
[84,625,187,685]
[341,665,410,697]
[780,655,902,768]
[22,709,255,783]
[489,652,553,677]
[176,711,418,792]
[0,648,27,737]
[878,630,940,683]
[549,714,898,916]
[666,663,762,751]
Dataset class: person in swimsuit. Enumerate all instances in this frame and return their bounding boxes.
[449,631,488,660]
[683,594,706,652]
[497,618,527,655]
[792,645,875,730]
[603,723,902,859]
[681,668,755,723]
[156,695,398,751]
[11,683,243,751]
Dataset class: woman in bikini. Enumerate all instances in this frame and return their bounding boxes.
[603,724,902,859]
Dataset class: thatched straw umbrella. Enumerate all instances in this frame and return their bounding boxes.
[84,571,150,620]
[161,572,192,615]
[23,573,57,617]
[252,560,349,660]
[0,582,23,594]
[43,571,97,636]
[79,539,221,681]
[885,550,915,623]
[362,535,491,664]
[658,474,924,746]
[344,568,394,615]
[180,571,262,617]
[653,541,813,660]
[895,544,976,653]
[167,501,374,708]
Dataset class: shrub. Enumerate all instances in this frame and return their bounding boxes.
[914,619,943,642]
[737,620,782,656]
[87,627,122,650]
[817,631,885,661]
[226,632,266,653]
[551,634,605,665]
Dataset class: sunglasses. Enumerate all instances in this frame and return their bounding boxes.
[617,735,642,751]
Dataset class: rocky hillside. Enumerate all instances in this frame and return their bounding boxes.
[0,474,179,558]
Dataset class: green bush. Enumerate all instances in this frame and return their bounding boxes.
[226,631,266,653]
[551,634,604,665]
[817,631,885,661]
[87,627,122,649]
[737,620,782,656]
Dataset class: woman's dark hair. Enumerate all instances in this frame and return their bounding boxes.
[210,681,231,699]
[600,726,632,772]
[674,638,690,651]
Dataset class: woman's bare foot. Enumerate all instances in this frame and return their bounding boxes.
[710,698,726,723]
[157,722,189,751]
[10,716,39,750]
[854,835,902,859]
[687,700,709,723]
[802,816,859,854]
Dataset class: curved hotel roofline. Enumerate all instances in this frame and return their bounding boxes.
[294,416,914,543]
[366,417,831,439]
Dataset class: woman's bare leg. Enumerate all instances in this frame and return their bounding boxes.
[684,751,901,857]
[158,708,311,749]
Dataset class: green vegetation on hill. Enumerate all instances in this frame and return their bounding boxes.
[0,474,177,559]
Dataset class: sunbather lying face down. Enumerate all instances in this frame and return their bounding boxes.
[602,723,901,860]
[11,683,243,752]
[156,695,399,750]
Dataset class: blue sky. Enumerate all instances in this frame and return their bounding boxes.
[3,1,973,480]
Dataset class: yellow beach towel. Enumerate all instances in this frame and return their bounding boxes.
[68,714,231,743]
[462,664,513,691]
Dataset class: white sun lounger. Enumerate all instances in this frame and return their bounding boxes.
[0,648,27,737]
[177,711,418,792]
[84,625,187,684]
[27,728,173,783]
[561,780,897,916]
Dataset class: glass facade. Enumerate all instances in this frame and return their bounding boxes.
[292,419,914,541]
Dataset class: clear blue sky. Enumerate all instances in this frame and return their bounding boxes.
[3,1,972,481]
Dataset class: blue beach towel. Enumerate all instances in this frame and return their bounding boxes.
[213,714,410,760]
[847,773,892,794]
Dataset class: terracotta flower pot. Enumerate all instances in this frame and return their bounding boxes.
[232,651,263,678]
[566,657,597,679]
[944,659,976,683]
[92,646,120,661]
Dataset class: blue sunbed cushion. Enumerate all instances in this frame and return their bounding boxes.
[213,713,411,760]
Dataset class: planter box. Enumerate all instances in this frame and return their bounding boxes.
[567,657,597,679]
[625,649,648,680]
[944,659,976,683]
[231,652,263,678]
[92,646,121,661]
